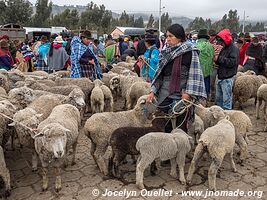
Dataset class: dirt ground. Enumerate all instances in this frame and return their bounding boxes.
[1,98,267,200]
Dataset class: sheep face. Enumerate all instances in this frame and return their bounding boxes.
[0,74,7,86]
[68,88,86,108]
[109,76,120,91]
[35,124,69,159]
[9,87,35,104]
[208,105,226,122]
[93,79,104,87]
[135,95,157,120]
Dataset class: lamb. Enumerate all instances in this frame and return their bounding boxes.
[108,116,167,177]
[196,105,251,162]
[0,146,11,197]
[90,79,105,113]
[113,62,134,70]
[256,84,267,119]
[83,95,157,175]
[24,70,49,78]
[136,128,192,189]
[34,104,81,192]
[110,66,129,74]
[233,74,263,109]
[187,117,237,191]
[100,84,114,112]
[126,81,151,109]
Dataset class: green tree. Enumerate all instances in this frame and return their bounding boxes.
[154,12,172,32]
[0,0,33,25]
[227,9,239,32]
[147,14,154,28]
[187,17,208,31]
[51,8,79,30]
[32,0,52,27]
[134,16,144,28]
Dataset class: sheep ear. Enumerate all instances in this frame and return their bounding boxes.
[8,122,16,127]
[36,114,43,119]
[32,132,44,139]
[225,115,230,120]
[140,99,146,104]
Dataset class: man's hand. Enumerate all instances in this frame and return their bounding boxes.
[89,59,95,65]
[147,92,155,103]
[182,93,190,101]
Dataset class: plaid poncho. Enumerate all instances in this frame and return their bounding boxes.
[152,41,207,99]
[70,36,102,79]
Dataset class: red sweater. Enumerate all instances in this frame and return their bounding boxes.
[239,42,250,65]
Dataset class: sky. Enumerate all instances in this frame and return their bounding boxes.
[29,0,267,21]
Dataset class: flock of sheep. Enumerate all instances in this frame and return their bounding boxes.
[0,57,266,197]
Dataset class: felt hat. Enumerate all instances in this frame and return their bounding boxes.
[198,29,209,39]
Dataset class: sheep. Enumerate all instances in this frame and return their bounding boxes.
[9,89,85,169]
[233,74,263,109]
[136,128,192,189]
[83,95,157,175]
[114,61,135,70]
[256,84,267,120]
[100,84,114,112]
[8,86,36,110]
[34,104,81,192]
[0,87,8,101]
[54,77,94,111]
[108,116,167,178]
[90,79,105,113]
[110,66,129,74]
[187,117,237,191]
[258,75,267,84]
[196,105,251,162]
[102,72,118,87]
[110,75,143,106]
[24,70,49,78]
[188,114,205,145]
[0,146,11,197]
[126,81,151,110]
[0,73,10,92]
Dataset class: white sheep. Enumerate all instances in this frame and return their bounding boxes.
[0,146,11,197]
[102,72,118,87]
[0,73,10,92]
[188,114,204,145]
[136,128,192,189]
[100,84,114,112]
[233,74,263,109]
[256,84,267,119]
[0,87,8,101]
[126,81,150,110]
[34,104,81,192]
[196,105,251,162]
[90,79,105,113]
[83,95,157,175]
[187,116,237,191]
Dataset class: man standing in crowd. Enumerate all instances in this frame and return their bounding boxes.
[196,29,214,99]
[215,29,239,110]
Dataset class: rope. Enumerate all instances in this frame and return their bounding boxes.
[139,57,156,72]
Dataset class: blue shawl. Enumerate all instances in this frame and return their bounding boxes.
[70,36,102,79]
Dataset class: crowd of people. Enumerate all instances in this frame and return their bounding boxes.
[1,24,267,118]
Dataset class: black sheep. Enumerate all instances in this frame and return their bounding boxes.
[108,117,167,178]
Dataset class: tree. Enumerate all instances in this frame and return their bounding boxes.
[147,14,154,28]
[227,9,239,32]
[134,16,144,28]
[51,8,79,30]
[0,0,33,25]
[32,0,52,27]
[187,17,208,31]
[154,12,172,32]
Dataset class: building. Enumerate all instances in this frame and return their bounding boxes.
[110,27,145,39]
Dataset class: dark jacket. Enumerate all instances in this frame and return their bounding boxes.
[216,29,239,79]
[136,39,146,56]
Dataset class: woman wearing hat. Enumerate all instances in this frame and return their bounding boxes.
[70,30,102,80]
[140,33,160,82]
[48,35,69,73]
[196,29,215,98]
[0,40,14,70]
[147,24,206,133]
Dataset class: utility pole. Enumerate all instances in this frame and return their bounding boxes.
[159,0,162,34]
[242,10,245,33]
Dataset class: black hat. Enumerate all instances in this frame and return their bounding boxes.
[166,24,186,41]
[198,29,209,39]
[51,33,58,39]
[145,33,156,41]
[80,30,92,39]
